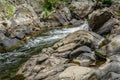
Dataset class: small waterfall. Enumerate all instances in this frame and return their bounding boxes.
[80,20,89,30]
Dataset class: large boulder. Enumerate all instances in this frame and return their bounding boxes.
[96,35,120,57]
[110,25,120,38]
[2,38,19,48]
[110,2,120,17]
[97,18,120,35]
[59,66,97,80]
[106,35,120,56]
[53,30,105,50]
[70,1,94,19]
[96,58,120,80]
[88,8,113,32]
[14,4,41,28]
[11,0,44,13]
[70,46,95,67]
[46,7,72,26]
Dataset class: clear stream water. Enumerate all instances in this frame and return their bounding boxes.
[0,22,88,80]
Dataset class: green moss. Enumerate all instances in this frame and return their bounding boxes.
[116,12,120,16]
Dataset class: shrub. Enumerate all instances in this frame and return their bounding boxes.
[43,0,58,16]
[102,0,112,5]
[0,0,15,20]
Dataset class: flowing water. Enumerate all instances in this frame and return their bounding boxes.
[0,22,89,80]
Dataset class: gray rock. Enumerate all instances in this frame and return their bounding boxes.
[54,51,71,58]
[2,38,19,48]
[70,46,92,58]
[53,7,71,26]
[54,30,105,49]
[107,35,120,56]
[97,18,119,35]
[0,32,6,41]
[35,64,76,80]
[57,43,76,53]
[96,35,120,57]
[59,66,97,80]
[96,61,120,80]
[88,8,113,32]
[36,54,48,65]
[24,27,34,35]
[16,32,25,39]
[0,24,6,33]
[70,1,94,19]
[70,46,96,66]
[110,3,120,17]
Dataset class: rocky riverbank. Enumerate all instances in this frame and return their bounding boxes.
[16,1,120,80]
[0,0,94,52]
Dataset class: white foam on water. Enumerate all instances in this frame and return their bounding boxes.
[24,22,89,48]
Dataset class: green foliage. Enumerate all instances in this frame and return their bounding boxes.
[42,0,71,16]
[6,5,15,18]
[0,0,15,20]
[43,0,58,16]
[101,0,112,4]
[117,12,120,16]
[44,8,51,16]
[43,0,57,11]
[60,0,69,2]
[93,0,112,4]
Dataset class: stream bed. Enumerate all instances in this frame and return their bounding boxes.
[0,22,88,80]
